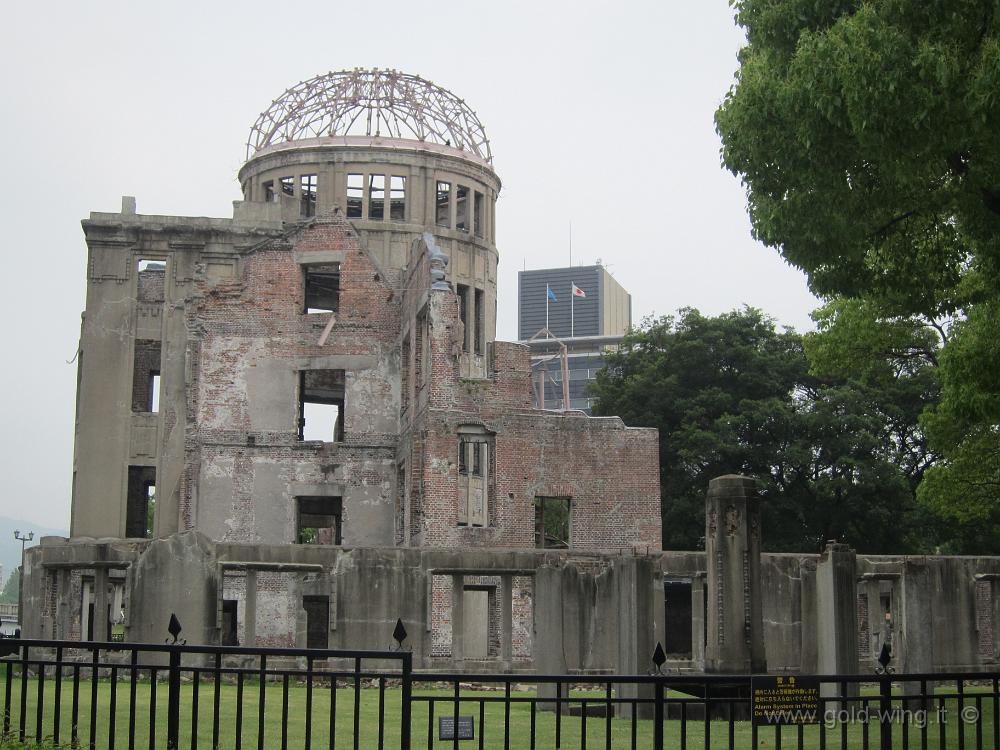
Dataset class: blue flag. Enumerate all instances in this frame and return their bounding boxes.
[546,285,557,302]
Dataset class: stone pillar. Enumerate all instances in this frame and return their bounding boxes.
[94,569,110,642]
[451,574,464,665]
[704,475,765,673]
[899,561,933,682]
[691,573,706,668]
[500,574,513,667]
[815,543,858,675]
[616,557,656,718]
[244,570,257,647]
[534,565,567,709]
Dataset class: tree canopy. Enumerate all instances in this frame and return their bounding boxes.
[590,308,939,553]
[716,1,1000,541]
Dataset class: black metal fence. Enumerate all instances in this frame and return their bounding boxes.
[1,635,999,750]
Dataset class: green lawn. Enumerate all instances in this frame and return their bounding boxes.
[0,671,995,749]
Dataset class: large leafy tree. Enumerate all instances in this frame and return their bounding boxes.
[591,308,934,552]
[716,1,1000,542]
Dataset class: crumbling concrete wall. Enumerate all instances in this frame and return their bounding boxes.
[182,213,401,548]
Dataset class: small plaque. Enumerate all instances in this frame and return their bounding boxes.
[752,675,820,726]
[438,715,475,741]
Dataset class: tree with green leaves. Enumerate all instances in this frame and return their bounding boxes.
[716,1,1000,546]
[591,307,937,552]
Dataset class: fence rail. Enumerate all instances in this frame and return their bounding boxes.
[1,636,998,749]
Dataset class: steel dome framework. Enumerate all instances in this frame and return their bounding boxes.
[246,68,492,163]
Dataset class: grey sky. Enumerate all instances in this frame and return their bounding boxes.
[0,1,818,529]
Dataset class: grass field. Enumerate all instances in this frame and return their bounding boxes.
[0,672,996,749]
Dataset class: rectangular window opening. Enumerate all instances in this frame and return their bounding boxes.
[303,264,340,314]
[136,258,165,303]
[221,599,239,646]
[280,176,294,197]
[126,466,156,539]
[346,173,364,218]
[298,370,345,442]
[663,581,694,656]
[296,496,343,545]
[131,340,162,412]
[474,191,484,238]
[474,289,485,355]
[435,181,451,227]
[390,175,406,221]
[457,284,470,352]
[458,436,490,527]
[534,496,570,548]
[300,174,317,217]
[263,180,275,202]
[368,174,385,220]
[303,595,330,649]
[456,185,469,232]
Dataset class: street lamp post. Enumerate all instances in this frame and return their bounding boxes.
[13,530,33,635]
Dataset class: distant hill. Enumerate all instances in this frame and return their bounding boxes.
[0,516,68,589]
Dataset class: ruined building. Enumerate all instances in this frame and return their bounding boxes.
[23,69,662,666]
[21,71,1000,678]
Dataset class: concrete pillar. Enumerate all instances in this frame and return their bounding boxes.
[501,574,513,667]
[691,573,706,668]
[899,562,933,678]
[244,570,257,647]
[704,475,766,673]
[94,569,110,642]
[616,557,656,718]
[815,543,858,675]
[798,559,818,673]
[534,565,567,709]
[451,574,464,665]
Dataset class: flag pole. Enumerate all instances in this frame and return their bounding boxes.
[546,287,549,331]
[571,284,575,337]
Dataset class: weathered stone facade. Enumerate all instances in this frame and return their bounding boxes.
[22,70,663,669]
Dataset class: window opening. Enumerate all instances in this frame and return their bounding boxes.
[435,181,451,227]
[456,185,469,232]
[458,433,490,526]
[221,599,238,646]
[401,334,411,413]
[474,289,485,355]
[136,258,165,303]
[280,176,294,197]
[474,191,484,238]
[390,176,406,220]
[368,174,385,220]
[126,466,156,539]
[263,181,275,202]
[298,370,345,442]
[303,264,340,314]
[663,581,694,656]
[346,174,364,218]
[296,496,343,545]
[300,174,317,217]
[534,496,570,548]
[303,595,330,648]
[131,340,162,412]
[457,285,470,352]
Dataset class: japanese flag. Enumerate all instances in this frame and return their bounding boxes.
[572,284,586,298]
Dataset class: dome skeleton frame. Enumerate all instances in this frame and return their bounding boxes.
[246,69,492,163]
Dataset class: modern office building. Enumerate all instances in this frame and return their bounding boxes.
[518,265,631,413]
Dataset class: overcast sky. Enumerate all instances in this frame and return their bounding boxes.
[0,1,819,530]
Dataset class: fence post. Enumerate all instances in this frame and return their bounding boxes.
[878,674,892,750]
[400,651,412,750]
[653,677,664,750]
[167,647,181,750]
